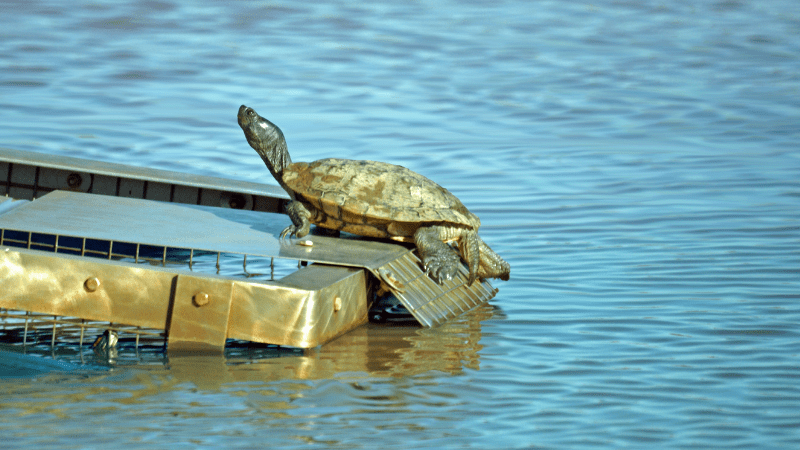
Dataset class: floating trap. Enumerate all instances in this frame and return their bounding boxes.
[0,148,497,353]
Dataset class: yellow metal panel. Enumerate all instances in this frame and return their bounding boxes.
[228,265,368,348]
[167,274,234,353]
[0,247,369,349]
[0,247,174,329]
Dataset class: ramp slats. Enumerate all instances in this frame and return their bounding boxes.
[372,252,497,327]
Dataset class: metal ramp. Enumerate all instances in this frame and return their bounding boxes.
[0,148,497,351]
[374,253,497,327]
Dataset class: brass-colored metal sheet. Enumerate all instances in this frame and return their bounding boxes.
[0,247,368,349]
[167,274,234,353]
[0,246,175,329]
[0,190,409,269]
[228,265,368,348]
[371,252,498,327]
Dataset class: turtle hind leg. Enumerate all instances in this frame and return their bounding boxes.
[414,226,461,283]
[281,201,312,239]
[459,230,481,286]
[476,236,510,281]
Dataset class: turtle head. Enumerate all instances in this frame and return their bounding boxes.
[238,105,293,192]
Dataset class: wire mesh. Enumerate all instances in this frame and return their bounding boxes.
[0,308,165,359]
[0,308,303,362]
[0,228,300,280]
[0,228,357,355]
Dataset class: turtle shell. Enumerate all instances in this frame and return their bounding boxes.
[282,158,480,239]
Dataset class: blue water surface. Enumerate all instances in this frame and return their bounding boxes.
[1,1,799,448]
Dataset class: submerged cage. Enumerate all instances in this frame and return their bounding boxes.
[0,148,497,354]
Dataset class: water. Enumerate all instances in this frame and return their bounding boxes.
[2,0,800,448]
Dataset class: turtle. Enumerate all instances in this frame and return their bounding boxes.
[237,105,510,285]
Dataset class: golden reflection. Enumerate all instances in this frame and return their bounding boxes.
[0,304,496,422]
[173,303,494,390]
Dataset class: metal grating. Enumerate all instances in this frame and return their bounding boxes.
[0,308,302,361]
[371,252,498,327]
[0,308,165,356]
[0,228,301,281]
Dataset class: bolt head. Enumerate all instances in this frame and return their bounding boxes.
[228,194,245,209]
[84,277,100,292]
[67,173,83,188]
[333,296,342,312]
[193,291,210,307]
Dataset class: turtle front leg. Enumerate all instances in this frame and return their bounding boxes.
[414,226,461,283]
[281,200,312,239]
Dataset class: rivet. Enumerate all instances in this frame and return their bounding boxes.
[333,296,342,312]
[67,173,83,188]
[193,291,210,307]
[84,277,100,292]
[228,194,245,209]
[297,239,314,247]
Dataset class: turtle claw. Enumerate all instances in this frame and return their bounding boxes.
[279,221,310,241]
[280,225,296,240]
[422,253,460,284]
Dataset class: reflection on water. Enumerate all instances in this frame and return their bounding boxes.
[1,307,494,447]
[2,304,493,386]
[184,306,491,388]
[1,0,800,448]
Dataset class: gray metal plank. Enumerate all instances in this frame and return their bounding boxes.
[0,147,288,211]
[0,190,408,270]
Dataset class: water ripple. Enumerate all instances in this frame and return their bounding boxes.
[1,0,799,448]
